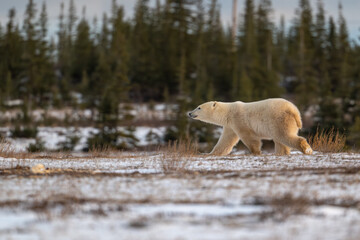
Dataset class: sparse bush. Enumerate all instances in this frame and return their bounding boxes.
[27,138,46,152]
[58,135,80,151]
[118,126,139,149]
[86,127,138,151]
[11,125,38,138]
[86,130,118,151]
[145,130,162,145]
[163,126,178,142]
[308,127,346,153]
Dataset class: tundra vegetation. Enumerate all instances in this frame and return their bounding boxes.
[1,140,360,239]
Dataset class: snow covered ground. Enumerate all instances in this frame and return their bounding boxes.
[0,151,360,240]
[0,126,167,151]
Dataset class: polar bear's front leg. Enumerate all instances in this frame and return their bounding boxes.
[210,127,240,156]
[241,138,262,155]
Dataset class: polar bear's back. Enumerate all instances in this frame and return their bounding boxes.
[238,98,302,133]
[243,98,300,116]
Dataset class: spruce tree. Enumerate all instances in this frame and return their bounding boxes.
[67,0,77,45]
[73,8,95,86]
[275,15,286,74]
[37,2,55,106]
[349,43,360,136]
[337,2,350,99]
[57,2,71,104]
[237,0,257,100]
[327,17,340,94]
[88,3,137,150]
[162,0,197,142]
[2,9,23,100]
[337,3,351,128]
[292,0,317,109]
[205,0,231,99]
[98,13,110,52]
[193,0,207,103]
[314,2,340,130]
[314,0,329,95]
[22,0,38,109]
[130,0,155,100]
[256,0,282,98]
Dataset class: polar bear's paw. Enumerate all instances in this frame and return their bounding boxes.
[300,139,313,155]
[304,147,313,155]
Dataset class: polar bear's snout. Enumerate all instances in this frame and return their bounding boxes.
[188,111,197,118]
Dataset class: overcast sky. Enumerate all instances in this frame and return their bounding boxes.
[0,0,359,42]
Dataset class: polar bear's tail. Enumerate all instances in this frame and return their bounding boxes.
[286,101,303,129]
[293,113,302,129]
[286,107,302,129]
[288,109,302,129]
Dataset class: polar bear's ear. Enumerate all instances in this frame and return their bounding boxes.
[212,101,217,108]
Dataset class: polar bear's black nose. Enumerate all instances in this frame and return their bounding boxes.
[188,112,192,117]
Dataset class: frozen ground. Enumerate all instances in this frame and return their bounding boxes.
[0,151,360,240]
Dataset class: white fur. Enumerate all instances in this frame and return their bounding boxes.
[188,98,313,155]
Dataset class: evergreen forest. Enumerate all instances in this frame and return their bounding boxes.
[1,0,360,148]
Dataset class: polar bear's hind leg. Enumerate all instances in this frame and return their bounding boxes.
[242,138,262,155]
[299,138,313,155]
[279,135,312,155]
[274,141,291,155]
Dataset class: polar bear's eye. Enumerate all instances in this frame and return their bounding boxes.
[198,107,201,110]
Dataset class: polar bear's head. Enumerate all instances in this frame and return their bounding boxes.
[188,101,223,125]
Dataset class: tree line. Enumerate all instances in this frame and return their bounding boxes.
[0,0,360,146]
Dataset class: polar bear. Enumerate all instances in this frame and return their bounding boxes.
[188,98,312,155]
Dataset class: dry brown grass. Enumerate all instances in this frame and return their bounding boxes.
[308,127,346,153]
[0,137,32,158]
[0,137,15,158]
[253,193,310,221]
[88,145,120,158]
[161,139,198,156]
[270,193,310,221]
[159,139,198,173]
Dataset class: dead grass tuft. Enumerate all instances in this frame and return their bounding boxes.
[0,137,32,159]
[88,145,119,158]
[0,137,16,158]
[308,127,346,153]
[158,139,198,173]
[161,139,198,156]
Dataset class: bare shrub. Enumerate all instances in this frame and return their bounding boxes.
[159,139,198,173]
[308,127,346,153]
